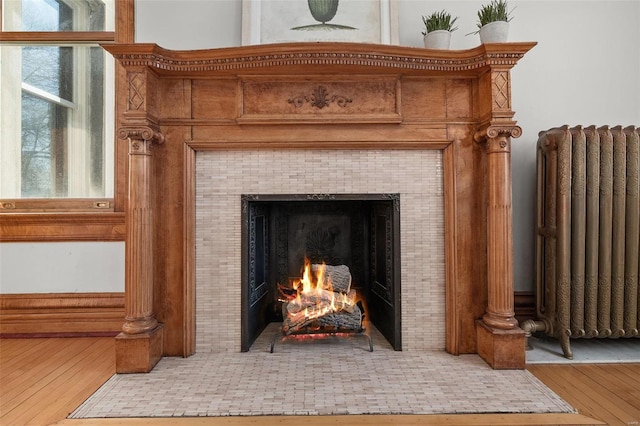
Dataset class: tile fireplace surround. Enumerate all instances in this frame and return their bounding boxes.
[103,41,536,373]
[196,149,444,352]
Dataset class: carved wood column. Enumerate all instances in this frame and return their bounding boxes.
[475,124,525,369]
[114,66,165,373]
[119,127,163,335]
[479,126,521,329]
[474,62,527,369]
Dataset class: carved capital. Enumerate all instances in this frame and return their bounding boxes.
[118,126,165,145]
[474,124,522,144]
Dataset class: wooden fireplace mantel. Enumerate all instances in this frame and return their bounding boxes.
[105,41,534,74]
[103,41,536,372]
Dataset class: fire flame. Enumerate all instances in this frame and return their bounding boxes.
[287,258,357,322]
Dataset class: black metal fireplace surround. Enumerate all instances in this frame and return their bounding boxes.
[241,194,401,351]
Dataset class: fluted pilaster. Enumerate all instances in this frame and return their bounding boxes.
[476,125,521,330]
[119,127,164,335]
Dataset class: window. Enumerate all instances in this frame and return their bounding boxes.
[0,0,115,204]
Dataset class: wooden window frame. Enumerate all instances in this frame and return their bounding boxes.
[0,0,133,241]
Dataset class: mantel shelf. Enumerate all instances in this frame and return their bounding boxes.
[103,41,537,77]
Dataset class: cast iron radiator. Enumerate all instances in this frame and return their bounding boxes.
[524,125,640,359]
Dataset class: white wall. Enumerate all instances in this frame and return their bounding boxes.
[136,0,640,292]
[2,0,637,294]
[0,242,124,293]
[135,0,242,48]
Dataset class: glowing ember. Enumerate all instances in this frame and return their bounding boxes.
[279,258,363,335]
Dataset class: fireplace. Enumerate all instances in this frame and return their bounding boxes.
[241,194,401,351]
[104,41,536,372]
[195,149,442,354]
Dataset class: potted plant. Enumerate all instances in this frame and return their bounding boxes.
[421,10,458,50]
[474,0,513,43]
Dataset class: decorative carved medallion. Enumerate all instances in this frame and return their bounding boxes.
[288,86,352,110]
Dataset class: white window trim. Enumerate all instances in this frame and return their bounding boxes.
[0,0,115,199]
[0,0,23,197]
[21,82,77,109]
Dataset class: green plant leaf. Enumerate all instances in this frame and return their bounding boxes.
[421,10,459,35]
[476,0,513,28]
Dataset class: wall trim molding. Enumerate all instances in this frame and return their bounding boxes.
[0,292,124,335]
[0,213,125,242]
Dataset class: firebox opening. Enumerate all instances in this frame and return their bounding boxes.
[241,194,401,352]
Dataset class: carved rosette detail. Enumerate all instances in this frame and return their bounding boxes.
[484,137,510,154]
[288,86,353,109]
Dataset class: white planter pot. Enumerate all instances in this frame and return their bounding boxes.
[423,30,452,50]
[479,21,510,44]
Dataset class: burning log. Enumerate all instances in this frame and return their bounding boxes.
[285,289,357,315]
[280,259,363,335]
[311,264,351,293]
[282,305,363,334]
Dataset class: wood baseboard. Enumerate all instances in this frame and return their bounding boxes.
[0,291,533,337]
[0,292,124,336]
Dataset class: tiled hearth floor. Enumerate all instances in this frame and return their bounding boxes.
[70,323,575,419]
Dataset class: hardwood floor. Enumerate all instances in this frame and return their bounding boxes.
[1,337,638,425]
[1,338,114,426]
[528,363,640,426]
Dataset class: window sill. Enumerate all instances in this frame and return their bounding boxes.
[0,198,114,213]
